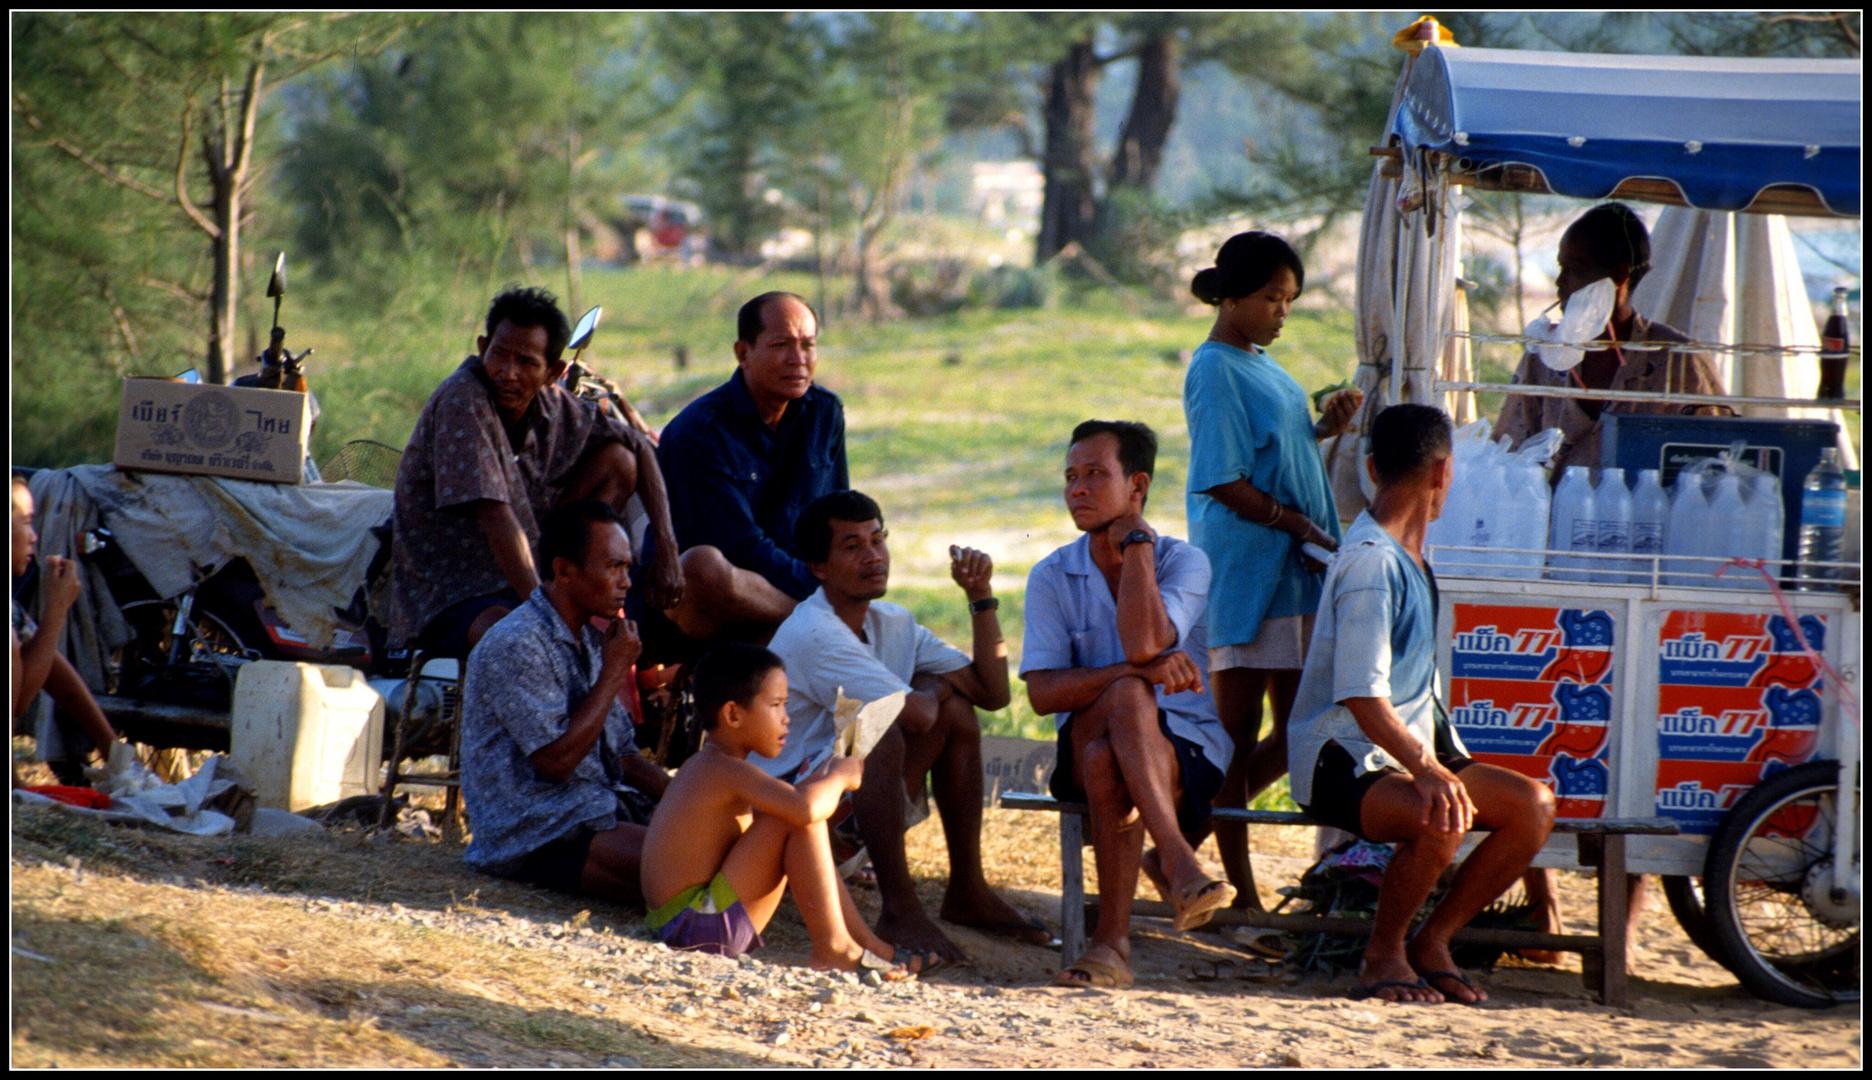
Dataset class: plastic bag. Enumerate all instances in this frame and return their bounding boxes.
[1510,427,1565,468]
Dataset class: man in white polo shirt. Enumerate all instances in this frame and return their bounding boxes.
[756,489,1050,964]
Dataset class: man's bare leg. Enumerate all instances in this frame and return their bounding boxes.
[1060,729,1140,985]
[557,440,639,509]
[856,720,967,962]
[1365,763,1556,1003]
[909,680,1045,941]
[663,546,796,641]
[1354,773,1464,1003]
[579,823,649,906]
[1091,678,1215,906]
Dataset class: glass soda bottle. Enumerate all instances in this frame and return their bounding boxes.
[1817,286,1851,402]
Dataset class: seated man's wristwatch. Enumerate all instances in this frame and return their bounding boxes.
[1118,529,1154,554]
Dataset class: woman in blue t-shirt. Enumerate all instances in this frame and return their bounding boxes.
[1181,232,1362,910]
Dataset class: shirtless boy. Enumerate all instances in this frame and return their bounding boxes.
[639,643,920,975]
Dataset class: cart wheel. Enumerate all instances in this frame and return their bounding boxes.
[1660,876,1729,970]
[1703,760,1859,1009]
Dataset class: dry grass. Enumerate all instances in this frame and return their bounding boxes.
[9,807,783,1068]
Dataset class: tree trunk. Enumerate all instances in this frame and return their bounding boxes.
[203,62,263,385]
[1035,38,1101,264]
[563,127,582,313]
[207,171,236,385]
[1107,31,1181,194]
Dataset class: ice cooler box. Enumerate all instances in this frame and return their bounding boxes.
[1598,414,1840,567]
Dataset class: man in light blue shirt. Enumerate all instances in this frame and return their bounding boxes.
[1023,420,1235,989]
[1288,404,1554,1004]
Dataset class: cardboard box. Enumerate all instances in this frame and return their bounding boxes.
[114,376,309,485]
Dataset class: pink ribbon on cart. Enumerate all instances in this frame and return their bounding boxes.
[1715,558,1861,724]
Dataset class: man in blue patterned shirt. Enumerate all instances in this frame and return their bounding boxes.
[460,500,670,901]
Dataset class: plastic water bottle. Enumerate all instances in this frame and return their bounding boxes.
[1664,472,1709,587]
[1704,472,1750,589]
[1466,458,1511,574]
[1548,466,1597,583]
[1743,473,1784,589]
[1593,468,1632,584]
[1629,469,1669,585]
[1508,458,1550,580]
[1795,448,1847,590]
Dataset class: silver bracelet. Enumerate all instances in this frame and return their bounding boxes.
[1261,500,1284,527]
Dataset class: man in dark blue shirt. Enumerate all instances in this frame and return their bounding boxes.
[645,292,848,659]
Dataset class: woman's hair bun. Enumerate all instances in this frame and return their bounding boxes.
[1195,231,1306,304]
[1190,267,1222,306]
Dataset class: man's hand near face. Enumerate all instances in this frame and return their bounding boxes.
[1103,512,1156,553]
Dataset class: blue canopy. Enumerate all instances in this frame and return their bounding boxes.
[1392,46,1861,217]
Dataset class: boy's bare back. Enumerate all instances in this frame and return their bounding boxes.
[641,748,769,909]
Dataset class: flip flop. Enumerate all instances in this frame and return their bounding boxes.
[895,947,947,977]
[1170,876,1237,932]
[1418,969,1486,1005]
[1054,956,1133,989]
[1347,977,1433,1002]
[857,947,912,982]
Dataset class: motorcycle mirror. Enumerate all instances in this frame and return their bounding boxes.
[569,306,603,353]
[266,252,287,299]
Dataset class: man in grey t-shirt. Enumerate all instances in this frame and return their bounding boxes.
[1288,405,1554,1004]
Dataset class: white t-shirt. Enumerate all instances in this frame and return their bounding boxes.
[756,587,971,782]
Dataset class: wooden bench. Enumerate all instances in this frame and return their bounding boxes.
[998,791,1679,1006]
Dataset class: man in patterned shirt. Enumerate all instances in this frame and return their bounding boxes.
[391,286,684,657]
[460,499,669,898]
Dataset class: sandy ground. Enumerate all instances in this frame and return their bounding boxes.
[10,802,1861,1069]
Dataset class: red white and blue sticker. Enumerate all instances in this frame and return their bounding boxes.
[1449,605,1616,819]
[1654,612,1826,834]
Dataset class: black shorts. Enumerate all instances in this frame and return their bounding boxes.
[417,588,523,660]
[1051,709,1225,842]
[511,826,598,895]
[1300,739,1475,841]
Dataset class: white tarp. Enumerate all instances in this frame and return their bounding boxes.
[1633,206,1858,468]
[27,466,393,694]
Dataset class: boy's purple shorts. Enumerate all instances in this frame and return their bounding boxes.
[658,898,765,958]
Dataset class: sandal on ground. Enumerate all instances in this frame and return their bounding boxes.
[893,947,947,977]
[1054,955,1133,989]
[1170,875,1237,931]
[858,947,911,981]
[1418,968,1485,1004]
[1347,977,1433,1002]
